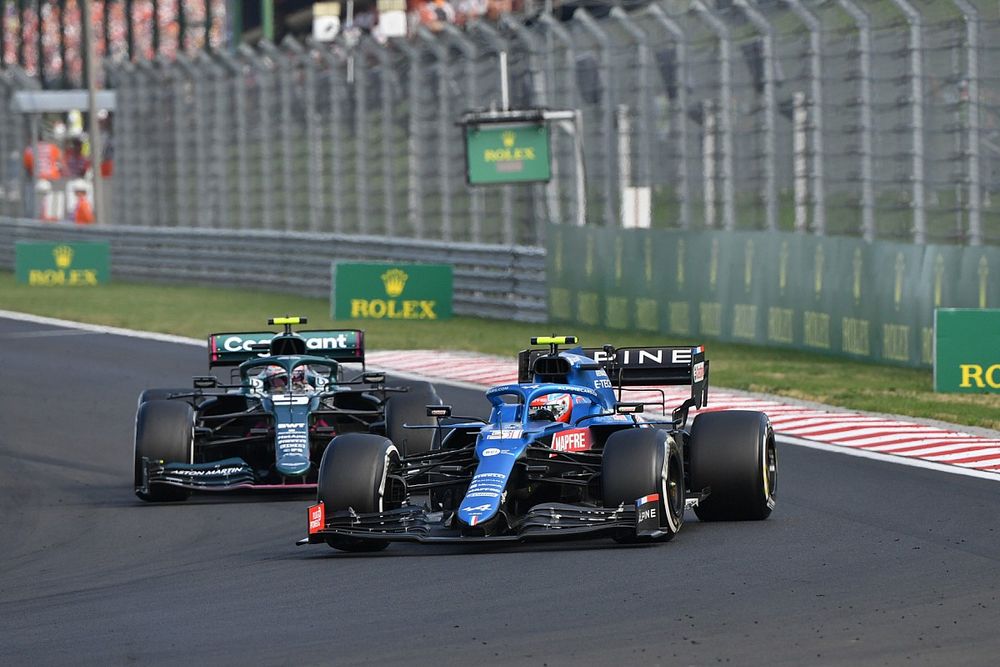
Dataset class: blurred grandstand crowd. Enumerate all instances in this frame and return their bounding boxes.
[2,1,227,86]
[0,0,538,88]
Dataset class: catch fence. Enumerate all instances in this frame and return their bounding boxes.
[3,1,1000,247]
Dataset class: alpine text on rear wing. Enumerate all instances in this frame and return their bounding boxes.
[518,345,708,407]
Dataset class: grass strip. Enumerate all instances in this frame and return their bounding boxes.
[2,272,998,430]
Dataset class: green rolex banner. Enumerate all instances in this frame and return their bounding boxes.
[331,262,453,321]
[465,123,551,185]
[15,241,110,286]
[934,309,1000,392]
[547,224,1000,369]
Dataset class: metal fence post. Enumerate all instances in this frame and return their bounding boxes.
[171,57,191,227]
[785,0,826,235]
[265,39,296,231]
[370,39,397,238]
[951,0,982,246]
[109,64,131,225]
[415,28,451,240]
[179,56,209,228]
[610,7,653,230]
[886,0,926,244]
[299,44,322,233]
[573,9,616,228]
[441,24,484,243]
[468,19,515,243]
[691,1,734,231]
[219,50,249,231]
[202,53,228,229]
[537,13,582,228]
[135,60,165,227]
[319,47,348,235]
[837,0,875,241]
[392,39,422,238]
[349,38,371,235]
[735,0,777,232]
[501,15,550,243]
[241,44,275,231]
[641,3,691,230]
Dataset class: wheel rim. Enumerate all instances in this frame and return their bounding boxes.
[762,433,777,504]
[661,450,684,533]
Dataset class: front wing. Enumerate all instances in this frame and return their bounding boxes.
[138,457,316,493]
[297,496,664,545]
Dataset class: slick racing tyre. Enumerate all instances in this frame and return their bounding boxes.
[688,410,776,521]
[602,428,684,543]
[317,434,401,552]
[134,399,194,502]
[385,382,442,458]
[137,388,194,407]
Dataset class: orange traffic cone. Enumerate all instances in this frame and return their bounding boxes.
[74,191,95,225]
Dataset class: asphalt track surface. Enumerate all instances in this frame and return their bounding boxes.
[2,315,1000,666]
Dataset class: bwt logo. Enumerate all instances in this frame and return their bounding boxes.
[959,364,1000,389]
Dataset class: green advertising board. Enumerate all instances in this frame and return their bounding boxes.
[547,224,1000,369]
[15,241,110,286]
[465,122,551,185]
[331,262,453,321]
[934,309,1000,392]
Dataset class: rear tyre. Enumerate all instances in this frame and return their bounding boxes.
[134,400,194,502]
[317,433,400,552]
[688,410,776,521]
[602,428,684,543]
[385,382,442,457]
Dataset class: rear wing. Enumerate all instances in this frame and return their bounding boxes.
[518,345,709,408]
[208,330,365,368]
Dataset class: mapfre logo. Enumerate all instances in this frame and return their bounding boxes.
[551,428,592,454]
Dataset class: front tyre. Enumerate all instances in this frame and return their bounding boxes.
[688,410,776,521]
[602,428,684,543]
[317,433,401,552]
[134,399,194,502]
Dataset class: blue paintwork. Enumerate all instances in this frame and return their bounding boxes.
[456,346,637,527]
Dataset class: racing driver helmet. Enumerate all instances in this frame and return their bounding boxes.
[263,365,288,392]
[528,393,573,423]
[289,365,310,391]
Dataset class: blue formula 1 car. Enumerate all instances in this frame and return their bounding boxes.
[300,336,776,552]
[133,317,441,502]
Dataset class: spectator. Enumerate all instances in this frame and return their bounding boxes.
[64,135,91,179]
[417,0,455,32]
[485,0,512,22]
[23,138,63,182]
[454,0,486,25]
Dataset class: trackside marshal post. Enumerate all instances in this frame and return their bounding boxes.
[934,309,1000,392]
[15,241,110,286]
[331,262,453,320]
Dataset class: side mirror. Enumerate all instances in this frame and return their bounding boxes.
[427,405,452,418]
[616,403,644,414]
[578,361,601,371]
[363,372,386,385]
[193,376,218,388]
